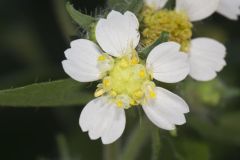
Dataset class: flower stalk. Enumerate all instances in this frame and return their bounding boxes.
[121,117,151,160]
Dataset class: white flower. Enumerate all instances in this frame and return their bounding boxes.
[146,0,240,21]
[62,10,190,144]
[144,0,227,81]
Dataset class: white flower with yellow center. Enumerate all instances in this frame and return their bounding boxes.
[143,0,227,81]
[62,10,190,144]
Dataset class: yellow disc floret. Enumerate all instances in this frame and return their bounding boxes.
[95,50,157,109]
[141,8,193,52]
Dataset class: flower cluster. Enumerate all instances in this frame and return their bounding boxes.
[62,0,239,144]
[143,0,230,81]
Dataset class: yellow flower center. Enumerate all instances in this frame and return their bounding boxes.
[141,8,193,52]
[95,50,156,109]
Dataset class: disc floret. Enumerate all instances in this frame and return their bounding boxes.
[95,50,156,109]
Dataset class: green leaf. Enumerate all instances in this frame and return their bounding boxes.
[181,78,240,107]
[189,112,240,145]
[66,2,96,30]
[126,0,144,14]
[108,0,126,11]
[0,79,94,107]
[108,0,144,14]
[139,32,169,58]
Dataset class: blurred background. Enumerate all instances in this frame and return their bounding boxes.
[0,0,240,159]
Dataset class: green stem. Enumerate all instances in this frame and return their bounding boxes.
[151,128,161,160]
[103,141,120,160]
[121,118,151,160]
[52,0,76,42]
[139,32,169,58]
[56,134,71,160]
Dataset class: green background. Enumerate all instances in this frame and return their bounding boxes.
[0,0,240,159]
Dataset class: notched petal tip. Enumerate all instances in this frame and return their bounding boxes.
[189,37,226,81]
[62,39,103,82]
[95,10,140,57]
[79,97,126,144]
[143,87,189,130]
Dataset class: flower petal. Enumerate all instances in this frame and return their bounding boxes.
[189,38,227,81]
[79,97,126,144]
[62,39,102,82]
[96,10,140,57]
[217,0,240,20]
[146,42,189,83]
[175,0,219,21]
[143,87,189,130]
[144,0,168,10]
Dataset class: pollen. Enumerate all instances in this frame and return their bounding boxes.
[149,91,156,98]
[98,55,106,61]
[139,69,146,78]
[103,77,111,88]
[143,81,157,99]
[140,8,193,52]
[116,100,123,108]
[131,50,139,64]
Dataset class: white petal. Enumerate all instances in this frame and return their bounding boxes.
[101,107,126,144]
[79,97,126,144]
[175,0,220,21]
[62,39,102,82]
[144,0,168,10]
[217,0,240,20]
[189,38,227,81]
[146,42,189,83]
[143,87,189,130]
[96,10,140,57]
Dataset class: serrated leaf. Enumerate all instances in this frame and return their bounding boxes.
[0,79,94,107]
[66,2,96,30]
[139,32,169,58]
